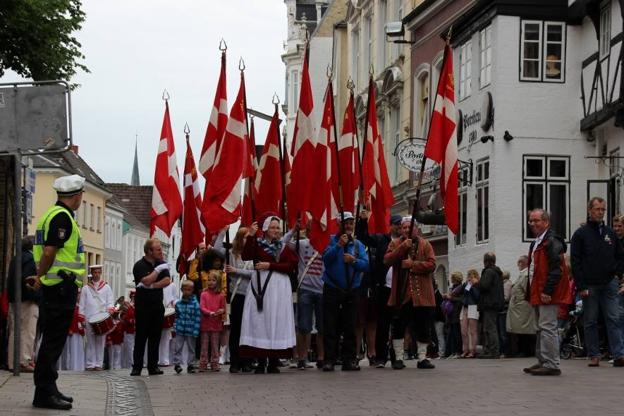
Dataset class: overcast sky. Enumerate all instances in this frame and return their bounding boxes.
[3,0,287,185]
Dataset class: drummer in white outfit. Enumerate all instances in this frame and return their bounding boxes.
[79,265,113,370]
[158,282,178,366]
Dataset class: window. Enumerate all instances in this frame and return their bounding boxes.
[391,106,401,183]
[75,204,81,227]
[521,21,566,82]
[117,221,123,250]
[352,28,360,89]
[544,23,564,81]
[459,41,472,100]
[290,70,299,114]
[96,207,101,232]
[455,165,470,246]
[90,203,95,230]
[479,26,492,88]
[378,0,387,67]
[82,201,87,229]
[392,1,403,60]
[415,71,430,138]
[476,158,489,243]
[600,2,611,59]
[105,217,110,248]
[523,155,570,240]
[364,15,372,74]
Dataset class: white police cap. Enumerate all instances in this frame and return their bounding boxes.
[338,211,355,222]
[53,174,85,196]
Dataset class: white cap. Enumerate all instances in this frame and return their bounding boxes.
[262,215,282,232]
[89,264,103,269]
[53,174,85,196]
[338,212,355,222]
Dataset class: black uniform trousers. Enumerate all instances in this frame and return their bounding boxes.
[323,284,359,364]
[391,303,434,344]
[375,286,392,363]
[132,292,164,371]
[229,293,250,369]
[34,281,77,400]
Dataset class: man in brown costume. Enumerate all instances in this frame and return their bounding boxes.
[384,217,436,369]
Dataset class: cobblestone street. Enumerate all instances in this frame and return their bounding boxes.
[1,358,622,416]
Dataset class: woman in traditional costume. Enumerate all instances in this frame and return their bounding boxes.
[239,214,297,373]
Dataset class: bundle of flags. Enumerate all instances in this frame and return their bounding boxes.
[150,41,458,276]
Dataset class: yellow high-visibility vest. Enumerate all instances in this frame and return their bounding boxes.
[33,205,85,287]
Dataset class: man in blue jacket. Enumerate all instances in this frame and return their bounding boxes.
[571,197,624,367]
[321,212,369,372]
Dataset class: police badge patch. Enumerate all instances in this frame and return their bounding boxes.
[58,228,66,239]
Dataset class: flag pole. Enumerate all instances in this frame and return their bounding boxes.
[273,96,288,227]
[356,72,374,224]
[327,68,345,226]
[240,58,255,224]
[408,28,453,238]
[349,80,364,224]
[247,115,257,222]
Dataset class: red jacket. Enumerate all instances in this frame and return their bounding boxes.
[107,320,125,345]
[122,303,136,334]
[68,306,85,336]
[527,229,573,306]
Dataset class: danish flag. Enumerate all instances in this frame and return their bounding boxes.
[424,44,458,234]
[150,101,182,237]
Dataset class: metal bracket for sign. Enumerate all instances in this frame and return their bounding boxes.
[458,159,473,186]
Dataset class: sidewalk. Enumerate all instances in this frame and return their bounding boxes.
[0,370,153,416]
[1,358,622,416]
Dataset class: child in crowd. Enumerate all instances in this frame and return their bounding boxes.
[173,279,201,374]
[121,291,136,368]
[107,317,125,370]
[60,294,85,371]
[200,270,226,371]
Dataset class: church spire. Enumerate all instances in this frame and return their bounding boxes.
[131,135,140,186]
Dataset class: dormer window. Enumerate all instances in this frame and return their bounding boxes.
[520,21,566,83]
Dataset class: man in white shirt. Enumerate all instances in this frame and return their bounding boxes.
[158,282,178,366]
[79,265,113,370]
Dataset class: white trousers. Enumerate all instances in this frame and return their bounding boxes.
[59,334,85,371]
[158,328,172,366]
[85,325,106,369]
[122,333,135,368]
[109,344,123,369]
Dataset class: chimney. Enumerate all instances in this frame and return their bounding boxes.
[70,145,79,155]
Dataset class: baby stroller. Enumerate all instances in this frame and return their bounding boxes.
[559,300,585,359]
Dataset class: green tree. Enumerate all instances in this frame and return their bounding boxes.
[0,0,88,81]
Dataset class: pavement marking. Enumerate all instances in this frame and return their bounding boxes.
[99,373,154,416]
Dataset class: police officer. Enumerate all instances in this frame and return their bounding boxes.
[32,174,86,410]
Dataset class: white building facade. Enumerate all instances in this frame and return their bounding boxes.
[104,202,125,300]
[446,0,622,275]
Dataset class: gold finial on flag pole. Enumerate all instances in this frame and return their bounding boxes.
[446,26,453,44]
[347,77,355,91]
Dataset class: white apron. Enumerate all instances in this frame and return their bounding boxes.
[239,269,296,351]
